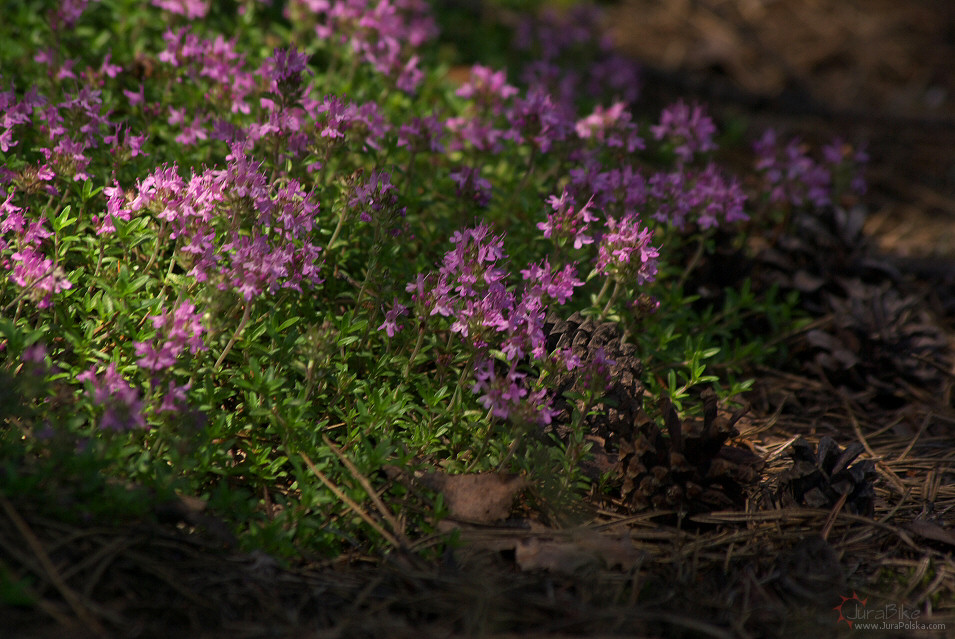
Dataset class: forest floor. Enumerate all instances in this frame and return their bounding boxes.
[4,1,955,637]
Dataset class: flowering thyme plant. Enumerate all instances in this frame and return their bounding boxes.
[0,0,867,557]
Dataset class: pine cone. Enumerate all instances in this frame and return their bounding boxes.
[616,390,762,513]
[755,206,951,406]
[804,281,950,406]
[755,206,892,312]
[776,436,877,516]
[542,310,644,447]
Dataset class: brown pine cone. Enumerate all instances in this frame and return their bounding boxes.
[542,310,645,447]
[776,436,877,516]
[616,389,762,513]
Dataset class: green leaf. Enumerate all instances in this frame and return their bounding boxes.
[54,205,77,233]
[276,316,301,332]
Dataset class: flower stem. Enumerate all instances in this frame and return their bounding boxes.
[215,302,252,370]
[600,281,622,319]
[403,324,425,378]
[143,221,167,276]
[676,233,707,291]
[326,205,347,252]
[594,277,612,307]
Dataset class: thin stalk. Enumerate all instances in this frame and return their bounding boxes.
[354,250,379,309]
[326,205,348,251]
[515,145,538,195]
[593,276,612,307]
[600,281,622,319]
[156,253,179,302]
[495,432,523,472]
[676,234,707,291]
[449,353,474,430]
[403,324,425,378]
[215,302,252,370]
[464,408,496,473]
[143,220,168,275]
[87,236,106,296]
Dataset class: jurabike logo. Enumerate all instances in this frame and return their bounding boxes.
[834,593,944,631]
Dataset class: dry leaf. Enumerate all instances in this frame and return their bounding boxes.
[906,519,955,547]
[419,471,528,524]
[514,530,642,574]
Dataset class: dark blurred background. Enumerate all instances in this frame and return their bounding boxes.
[602,0,955,258]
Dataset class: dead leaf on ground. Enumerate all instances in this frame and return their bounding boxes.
[515,529,643,574]
[906,519,955,547]
[418,471,528,524]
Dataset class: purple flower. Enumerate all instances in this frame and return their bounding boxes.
[822,138,869,198]
[9,246,72,308]
[1,84,44,152]
[158,380,191,413]
[100,52,123,79]
[648,164,747,230]
[587,53,641,104]
[306,0,437,92]
[509,86,574,153]
[265,46,309,96]
[449,166,492,208]
[578,347,616,392]
[77,363,147,431]
[556,347,581,372]
[455,65,518,115]
[94,183,131,235]
[304,94,389,151]
[134,300,207,373]
[126,147,323,301]
[397,115,446,154]
[159,28,255,115]
[471,358,557,426]
[152,0,208,19]
[403,223,583,424]
[595,214,659,286]
[21,343,48,364]
[348,169,405,230]
[519,259,583,306]
[514,6,641,105]
[537,191,597,249]
[575,102,643,153]
[377,298,409,336]
[445,115,510,154]
[1,191,25,234]
[753,130,832,209]
[651,100,717,163]
[53,0,94,29]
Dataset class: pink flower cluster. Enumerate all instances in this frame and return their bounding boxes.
[118,145,323,301]
[754,130,868,210]
[537,191,598,249]
[651,100,717,164]
[575,102,644,153]
[158,27,258,143]
[648,164,748,231]
[753,130,831,208]
[399,223,583,424]
[514,6,640,107]
[77,364,147,431]
[595,214,659,286]
[1,191,71,308]
[134,300,208,373]
[300,0,438,92]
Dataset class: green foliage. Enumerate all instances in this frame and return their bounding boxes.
[0,0,819,566]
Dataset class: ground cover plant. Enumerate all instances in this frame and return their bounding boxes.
[2,1,952,637]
